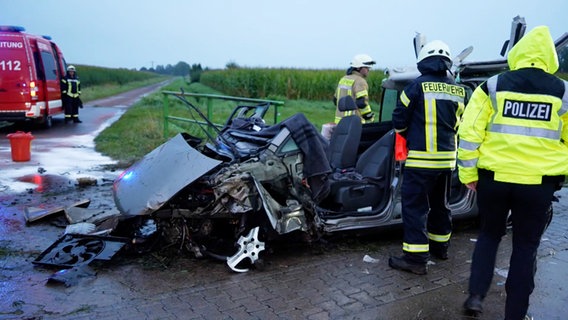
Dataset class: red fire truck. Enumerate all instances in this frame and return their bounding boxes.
[0,26,67,128]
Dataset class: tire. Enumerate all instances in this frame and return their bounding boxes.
[44,115,53,128]
[36,113,52,129]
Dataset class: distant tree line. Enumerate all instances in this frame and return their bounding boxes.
[138,48,568,86]
[140,61,205,82]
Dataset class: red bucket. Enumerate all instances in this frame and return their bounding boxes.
[7,131,34,162]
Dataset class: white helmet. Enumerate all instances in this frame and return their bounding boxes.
[417,40,451,63]
[67,65,76,71]
[350,54,376,68]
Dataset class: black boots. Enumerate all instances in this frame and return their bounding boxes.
[463,294,483,314]
[389,242,449,274]
[430,241,449,260]
[64,117,81,123]
[388,255,427,275]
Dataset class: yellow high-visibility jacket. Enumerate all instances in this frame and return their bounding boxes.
[458,26,568,185]
[334,70,373,123]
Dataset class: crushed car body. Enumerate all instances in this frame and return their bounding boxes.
[98,16,568,273]
[113,132,223,216]
[110,100,472,272]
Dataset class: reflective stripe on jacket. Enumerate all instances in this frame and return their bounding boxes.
[61,77,81,98]
[393,76,465,170]
[334,70,373,123]
[458,26,568,185]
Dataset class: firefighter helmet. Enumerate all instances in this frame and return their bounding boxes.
[67,65,76,71]
[350,54,376,69]
[417,40,451,63]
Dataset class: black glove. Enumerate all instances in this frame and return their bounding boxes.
[362,112,374,121]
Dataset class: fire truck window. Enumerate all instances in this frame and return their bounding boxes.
[33,51,46,81]
[40,51,57,81]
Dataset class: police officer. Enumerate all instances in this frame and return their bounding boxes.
[459,26,568,319]
[389,40,465,275]
[333,54,376,124]
[61,65,82,123]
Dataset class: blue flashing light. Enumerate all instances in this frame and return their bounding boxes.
[120,171,135,181]
[0,26,26,32]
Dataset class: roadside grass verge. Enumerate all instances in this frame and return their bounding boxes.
[81,77,170,102]
[94,96,166,166]
[94,78,338,165]
[75,63,168,102]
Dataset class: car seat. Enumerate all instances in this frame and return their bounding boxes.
[327,115,362,171]
[326,130,395,212]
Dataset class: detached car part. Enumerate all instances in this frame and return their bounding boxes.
[33,234,129,268]
[226,227,265,272]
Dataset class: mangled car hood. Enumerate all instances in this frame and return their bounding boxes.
[113,133,222,216]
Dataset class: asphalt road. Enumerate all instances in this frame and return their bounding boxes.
[0,81,168,194]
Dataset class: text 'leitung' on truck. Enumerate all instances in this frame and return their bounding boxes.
[0,25,68,128]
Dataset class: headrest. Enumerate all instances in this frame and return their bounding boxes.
[337,96,357,112]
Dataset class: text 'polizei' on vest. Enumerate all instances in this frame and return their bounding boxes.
[503,99,552,121]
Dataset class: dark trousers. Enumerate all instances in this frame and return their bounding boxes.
[63,96,81,118]
[401,168,452,263]
[468,170,556,320]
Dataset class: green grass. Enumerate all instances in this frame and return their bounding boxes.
[74,64,168,102]
[93,93,166,165]
[75,64,163,86]
[167,81,338,126]
[96,69,568,168]
[200,67,385,103]
[94,78,341,165]
[81,78,169,102]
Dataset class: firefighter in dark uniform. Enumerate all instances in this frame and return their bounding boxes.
[333,54,376,124]
[61,65,82,123]
[389,40,465,275]
[459,26,568,320]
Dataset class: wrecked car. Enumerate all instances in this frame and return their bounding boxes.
[110,16,567,272]
[112,101,422,272]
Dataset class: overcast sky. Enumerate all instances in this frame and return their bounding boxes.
[3,0,566,70]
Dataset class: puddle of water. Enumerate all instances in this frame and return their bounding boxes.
[0,112,122,194]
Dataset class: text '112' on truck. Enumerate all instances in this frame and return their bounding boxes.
[0,25,68,128]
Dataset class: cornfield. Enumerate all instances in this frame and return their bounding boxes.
[200,68,386,103]
[74,64,161,86]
